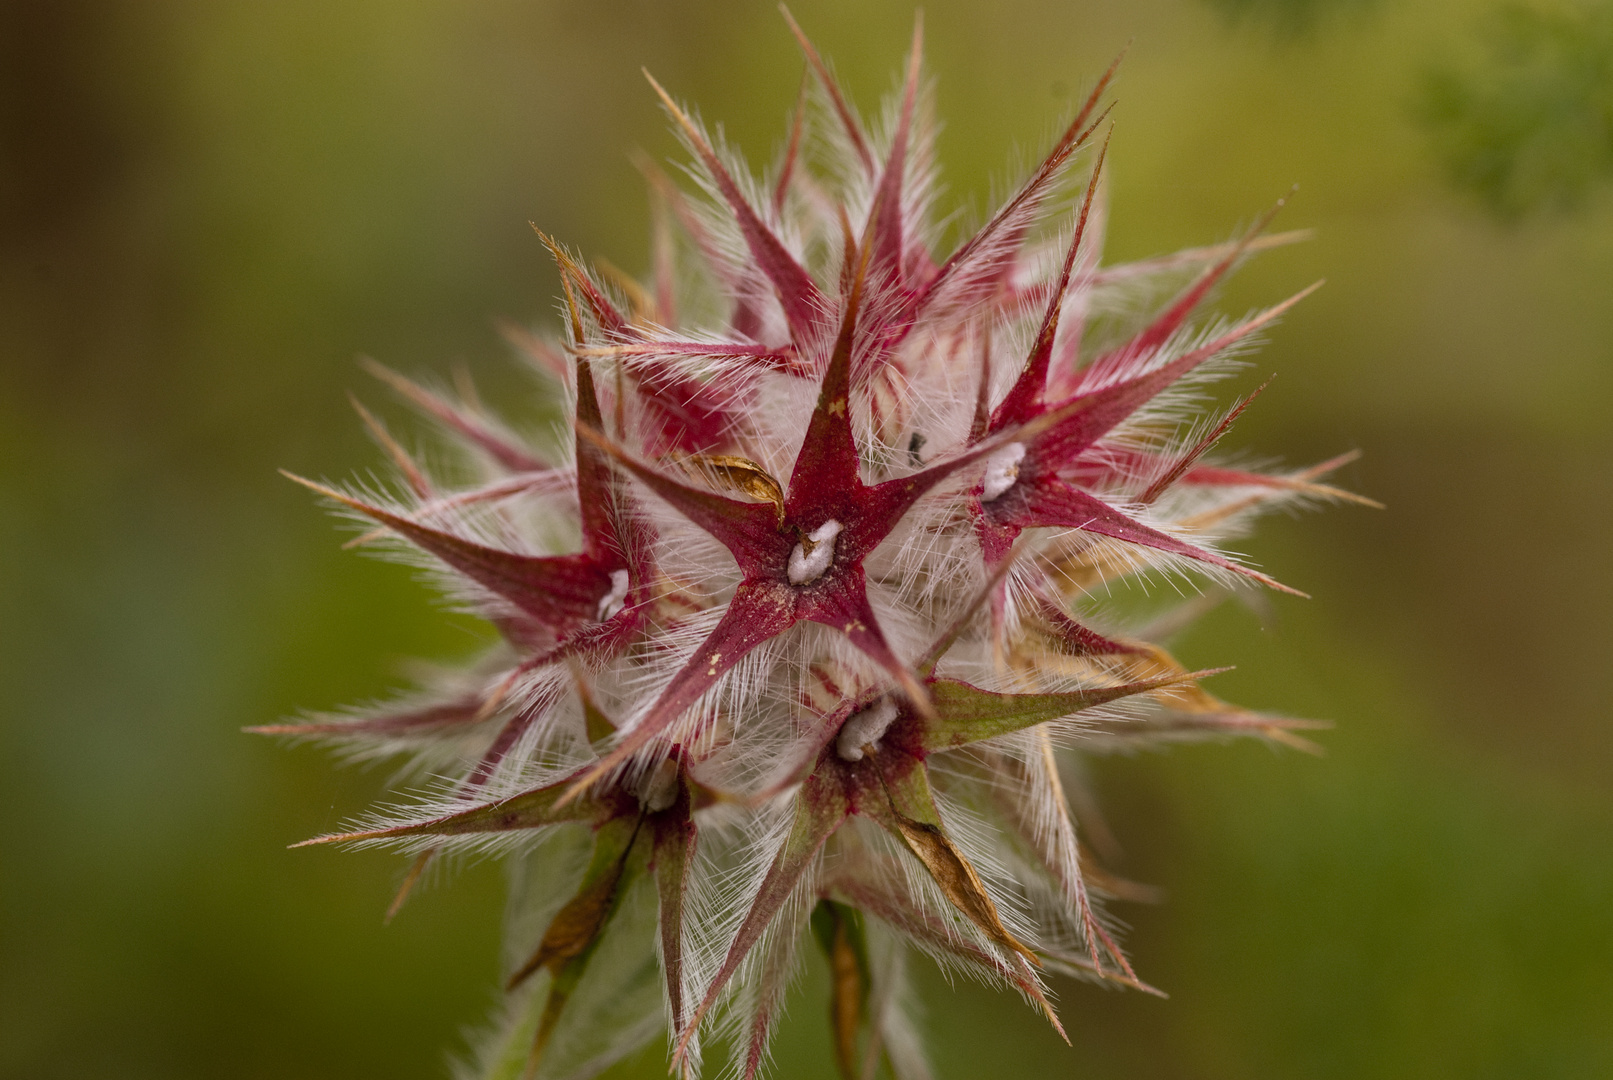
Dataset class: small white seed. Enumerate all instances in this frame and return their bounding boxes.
[596,568,631,621]
[637,758,680,813]
[836,697,900,761]
[787,519,843,585]
[980,443,1027,502]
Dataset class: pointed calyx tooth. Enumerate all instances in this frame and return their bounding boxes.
[637,757,680,813]
[837,697,900,761]
[981,442,1028,501]
[788,519,844,585]
[596,568,631,621]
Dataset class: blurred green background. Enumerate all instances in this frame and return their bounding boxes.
[4,1,1611,1077]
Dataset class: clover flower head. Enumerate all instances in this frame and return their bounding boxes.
[270,12,1366,1080]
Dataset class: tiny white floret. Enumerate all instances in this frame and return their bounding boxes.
[597,569,631,621]
[787,519,844,585]
[836,697,900,761]
[980,443,1027,502]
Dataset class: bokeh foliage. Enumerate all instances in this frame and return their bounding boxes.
[3,1,1611,1078]
[1203,0,1380,38]
[1421,2,1613,217]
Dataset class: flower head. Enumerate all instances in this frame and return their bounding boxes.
[269,13,1366,1080]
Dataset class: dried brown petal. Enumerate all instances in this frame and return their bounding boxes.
[869,758,1038,964]
[888,814,1036,964]
[681,454,787,523]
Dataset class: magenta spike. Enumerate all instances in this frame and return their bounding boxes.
[576,425,783,572]
[573,357,628,567]
[282,474,616,627]
[570,581,800,794]
[1028,282,1321,464]
[798,569,932,716]
[784,255,865,512]
[1008,476,1303,594]
[779,5,876,176]
[538,230,634,340]
[1034,595,1141,657]
[362,359,547,473]
[1077,192,1292,391]
[865,13,924,283]
[645,71,827,344]
[1138,377,1269,505]
[628,362,743,455]
[774,69,810,218]
[912,50,1122,314]
[990,128,1112,430]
